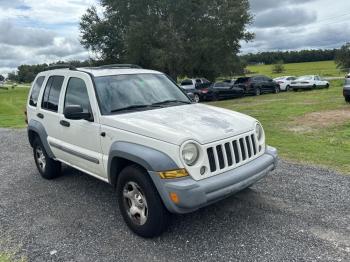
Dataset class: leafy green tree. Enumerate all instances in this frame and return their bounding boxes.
[335,43,350,72]
[0,75,4,82]
[80,0,253,81]
[272,60,285,74]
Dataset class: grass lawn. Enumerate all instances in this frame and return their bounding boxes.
[209,79,350,174]
[0,78,349,174]
[0,84,30,128]
[246,60,343,78]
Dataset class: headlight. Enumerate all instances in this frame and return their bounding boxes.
[181,142,199,166]
[255,123,264,143]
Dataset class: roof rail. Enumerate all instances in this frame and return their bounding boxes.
[98,64,142,69]
[44,64,77,71]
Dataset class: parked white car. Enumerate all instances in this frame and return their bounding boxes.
[180,78,210,90]
[290,75,329,91]
[26,64,277,238]
[273,76,297,91]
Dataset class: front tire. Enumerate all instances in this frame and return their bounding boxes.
[33,137,61,179]
[254,88,261,96]
[345,96,350,103]
[117,165,169,238]
[286,85,290,92]
[274,86,280,94]
[193,94,200,103]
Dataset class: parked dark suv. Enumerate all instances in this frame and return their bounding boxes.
[344,74,350,103]
[234,75,280,96]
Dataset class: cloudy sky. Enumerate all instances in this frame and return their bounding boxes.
[0,0,350,75]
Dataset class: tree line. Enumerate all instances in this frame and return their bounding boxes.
[241,49,337,65]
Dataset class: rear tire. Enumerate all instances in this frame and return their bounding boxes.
[274,86,280,94]
[345,96,350,103]
[326,83,330,89]
[313,84,316,89]
[117,165,170,238]
[33,137,61,179]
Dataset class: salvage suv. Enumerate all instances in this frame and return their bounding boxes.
[26,64,278,238]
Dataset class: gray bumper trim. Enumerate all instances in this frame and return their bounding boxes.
[149,146,278,214]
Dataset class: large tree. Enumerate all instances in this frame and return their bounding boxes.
[80,0,253,80]
[335,43,350,72]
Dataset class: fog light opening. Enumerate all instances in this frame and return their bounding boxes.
[200,166,206,175]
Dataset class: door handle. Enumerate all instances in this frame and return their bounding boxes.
[60,120,70,127]
[37,113,44,119]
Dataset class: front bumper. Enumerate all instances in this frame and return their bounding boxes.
[149,146,278,214]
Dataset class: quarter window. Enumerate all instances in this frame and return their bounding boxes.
[64,78,91,113]
[29,76,45,107]
[41,76,64,112]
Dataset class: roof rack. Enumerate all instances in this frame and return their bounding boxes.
[44,64,77,71]
[97,64,142,69]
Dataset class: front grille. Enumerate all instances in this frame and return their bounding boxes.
[206,132,262,174]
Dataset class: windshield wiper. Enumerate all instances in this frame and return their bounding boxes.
[110,104,158,113]
[152,100,192,106]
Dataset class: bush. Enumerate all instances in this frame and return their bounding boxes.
[272,61,285,74]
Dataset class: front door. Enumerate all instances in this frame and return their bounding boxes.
[54,74,104,178]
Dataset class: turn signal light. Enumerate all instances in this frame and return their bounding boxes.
[158,169,189,179]
[169,192,180,204]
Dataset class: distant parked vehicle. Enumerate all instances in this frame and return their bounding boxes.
[290,75,329,91]
[209,82,244,100]
[234,75,280,96]
[344,75,350,103]
[273,76,297,91]
[180,78,210,90]
[180,78,212,102]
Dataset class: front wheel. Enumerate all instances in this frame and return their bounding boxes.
[345,96,350,103]
[274,86,280,94]
[193,94,200,103]
[117,165,169,238]
[33,137,61,179]
[326,83,330,89]
[254,88,261,96]
[285,85,290,92]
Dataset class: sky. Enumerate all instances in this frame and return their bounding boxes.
[0,0,350,75]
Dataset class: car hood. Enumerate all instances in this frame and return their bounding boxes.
[100,103,257,145]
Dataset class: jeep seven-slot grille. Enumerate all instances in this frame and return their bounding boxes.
[207,133,260,173]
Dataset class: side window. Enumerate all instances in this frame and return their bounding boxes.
[64,78,91,113]
[29,76,45,107]
[42,76,64,112]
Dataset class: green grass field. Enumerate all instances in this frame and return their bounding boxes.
[246,60,343,78]
[0,84,30,128]
[0,73,349,174]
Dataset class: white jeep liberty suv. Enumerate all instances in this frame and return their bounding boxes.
[26,64,278,238]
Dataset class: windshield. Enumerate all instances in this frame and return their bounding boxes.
[235,77,250,84]
[95,74,191,114]
[297,76,313,81]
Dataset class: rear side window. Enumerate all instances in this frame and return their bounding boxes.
[181,80,193,86]
[41,76,64,112]
[64,78,91,113]
[29,76,45,107]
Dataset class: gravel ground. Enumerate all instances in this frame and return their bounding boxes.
[0,128,349,262]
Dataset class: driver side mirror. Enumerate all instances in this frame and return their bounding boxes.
[64,105,93,121]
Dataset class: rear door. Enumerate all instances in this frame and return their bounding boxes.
[38,74,65,148]
[54,72,105,178]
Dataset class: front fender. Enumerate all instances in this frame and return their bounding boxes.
[107,141,179,182]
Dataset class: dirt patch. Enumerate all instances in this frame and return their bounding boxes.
[290,109,350,132]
